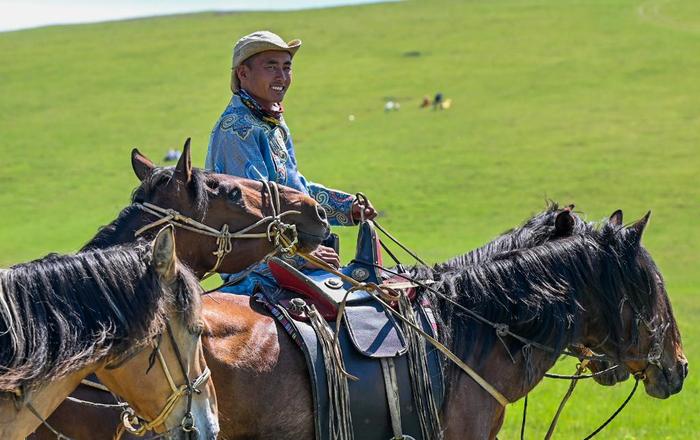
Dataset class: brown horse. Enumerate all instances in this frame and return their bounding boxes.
[426,212,686,438]
[28,141,328,440]
[37,206,676,440]
[2,227,218,439]
[87,139,331,278]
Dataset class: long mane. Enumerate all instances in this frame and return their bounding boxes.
[415,218,659,376]
[0,244,201,392]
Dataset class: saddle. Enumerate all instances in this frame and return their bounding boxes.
[269,221,417,318]
[258,221,444,440]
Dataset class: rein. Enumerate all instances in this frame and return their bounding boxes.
[363,221,665,439]
[47,181,304,438]
[134,180,300,279]
[289,197,663,438]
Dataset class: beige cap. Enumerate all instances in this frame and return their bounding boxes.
[230,30,302,92]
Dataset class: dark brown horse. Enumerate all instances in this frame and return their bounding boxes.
[36,206,679,440]
[423,212,686,438]
[2,227,218,439]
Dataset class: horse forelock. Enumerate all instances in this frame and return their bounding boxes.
[0,244,200,392]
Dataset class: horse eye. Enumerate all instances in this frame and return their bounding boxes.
[205,180,220,192]
[229,186,242,202]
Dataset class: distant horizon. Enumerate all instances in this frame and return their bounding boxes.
[0,0,398,33]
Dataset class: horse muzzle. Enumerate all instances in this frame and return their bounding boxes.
[641,359,687,399]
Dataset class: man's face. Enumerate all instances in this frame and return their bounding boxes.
[237,50,292,107]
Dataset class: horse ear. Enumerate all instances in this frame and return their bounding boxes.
[554,208,575,237]
[152,225,178,282]
[175,138,192,184]
[627,211,651,241]
[609,210,623,226]
[132,148,155,181]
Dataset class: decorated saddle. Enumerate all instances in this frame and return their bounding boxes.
[257,221,445,440]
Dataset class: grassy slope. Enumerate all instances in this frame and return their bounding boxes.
[1,0,698,436]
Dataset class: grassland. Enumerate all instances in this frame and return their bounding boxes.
[1,0,698,437]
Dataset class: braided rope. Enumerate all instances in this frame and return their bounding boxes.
[134,180,301,280]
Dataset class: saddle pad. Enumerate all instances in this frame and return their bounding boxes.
[269,302,444,440]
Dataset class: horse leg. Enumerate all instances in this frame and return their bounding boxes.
[441,372,503,440]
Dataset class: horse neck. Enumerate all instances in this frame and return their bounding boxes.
[0,366,93,439]
[432,237,608,401]
[82,205,153,250]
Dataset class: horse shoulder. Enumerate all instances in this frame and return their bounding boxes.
[202,292,281,371]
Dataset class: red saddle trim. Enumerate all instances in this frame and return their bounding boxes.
[268,258,340,319]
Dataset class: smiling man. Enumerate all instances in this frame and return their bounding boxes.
[205,31,375,291]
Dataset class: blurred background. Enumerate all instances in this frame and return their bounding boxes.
[1,0,698,437]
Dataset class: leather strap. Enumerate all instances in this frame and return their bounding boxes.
[381,358,404,440]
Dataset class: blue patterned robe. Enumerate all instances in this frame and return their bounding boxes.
[205,94,356,293]
[206,94,356,226]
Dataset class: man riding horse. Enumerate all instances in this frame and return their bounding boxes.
[205,30,377,293]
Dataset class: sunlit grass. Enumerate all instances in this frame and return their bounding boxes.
[1,0,698,436]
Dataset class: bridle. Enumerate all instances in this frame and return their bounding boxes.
[114,321,211,439]
[23,320,211,440]
[134,180,301,279]
[22,182,308,438]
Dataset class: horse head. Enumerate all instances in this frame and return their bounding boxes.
[94,226,218,439]
[582,211,687,398]
[130,138,330,276]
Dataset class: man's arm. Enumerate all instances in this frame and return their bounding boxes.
[307,183,357,226]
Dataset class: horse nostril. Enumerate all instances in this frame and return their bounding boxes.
[681,360,689,379]
[315,205,327,221]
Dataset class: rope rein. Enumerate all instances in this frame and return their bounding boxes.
[134,180,300,280]
[294,194,657,439]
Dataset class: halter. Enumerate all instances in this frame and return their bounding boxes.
[134,180,300,279]
[114,321,211,439]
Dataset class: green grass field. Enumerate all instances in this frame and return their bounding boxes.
[1,0,698,437]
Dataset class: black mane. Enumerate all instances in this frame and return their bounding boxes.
[434,202,588,272]
[415,219,660,377]
[0,244,201,391]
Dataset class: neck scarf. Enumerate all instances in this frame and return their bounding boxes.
[236,89,284,127]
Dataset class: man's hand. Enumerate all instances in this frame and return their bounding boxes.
[351,197,377,222]
[304,245,341,269]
